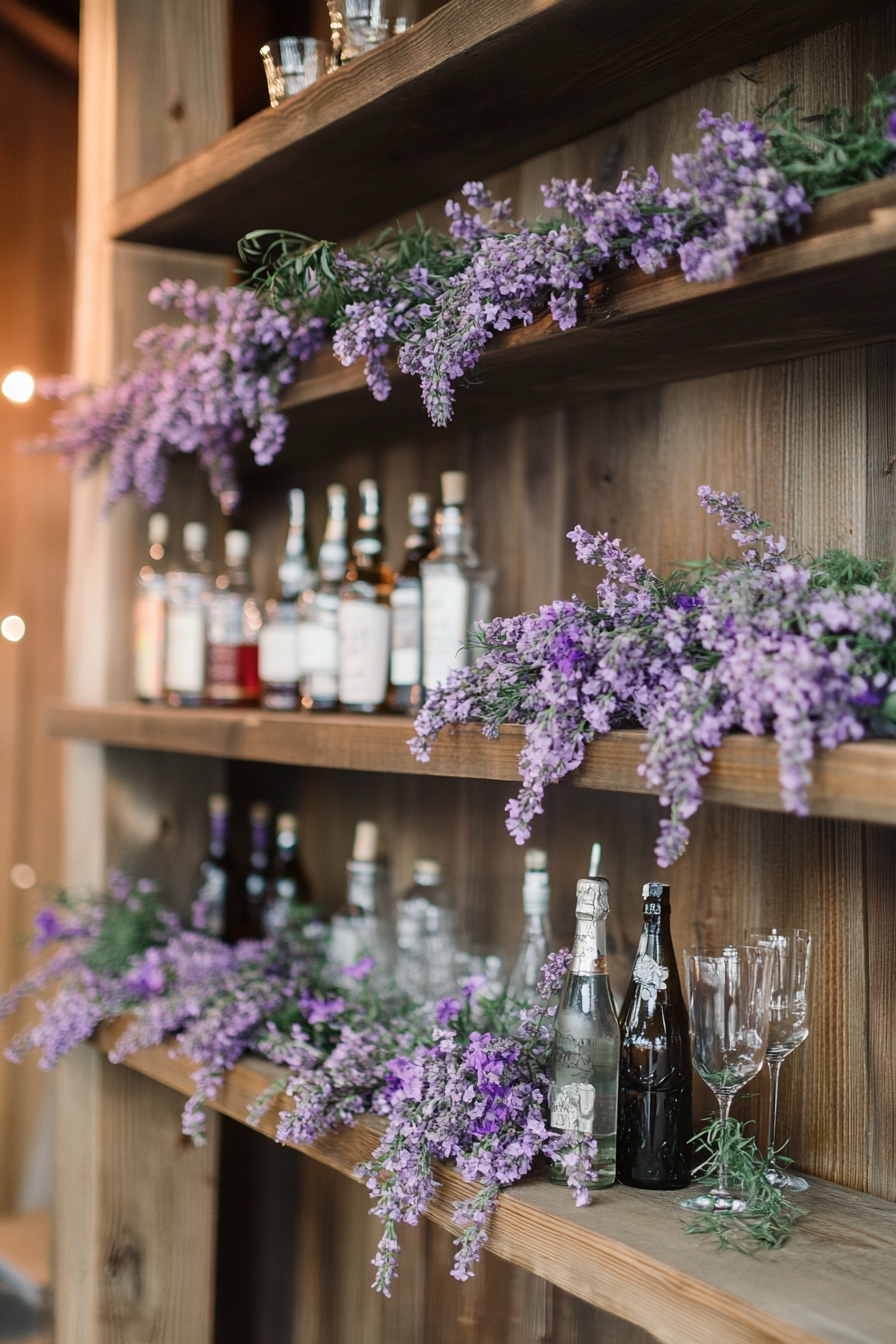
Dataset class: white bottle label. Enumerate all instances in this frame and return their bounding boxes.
[165,605,205,694]
[297,619,338,674]
[259,623,301,684]
[422,564,469,690]
[551,1082,596,1135]
[390,581,422,686]
[134,586,165,700]
[339,601,390,706]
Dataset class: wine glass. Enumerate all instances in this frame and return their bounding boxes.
[682,946,771,1212]
[746,928,813,1191]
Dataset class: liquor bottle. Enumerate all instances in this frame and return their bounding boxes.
[327,819,389,984]
[206,530,263,706]
[550,860,619,1187]
[298,484,348,711]
[507,848,553,1006]
[389,493,434,714]
[339,479,394,713]
[164,521,212,707]
[259,490,317,711]
[617,883,692,1189]
[191,793,237,939]
[261,812,315,936]
[420,472,495,694]
[133,512,169,703]
[239,801,272,940]
[393,857,453,1003]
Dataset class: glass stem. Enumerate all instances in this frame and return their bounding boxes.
[716,1091,733,1197]
[766,1054,783,1159]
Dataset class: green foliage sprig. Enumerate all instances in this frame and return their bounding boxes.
[685,1115,806,1253]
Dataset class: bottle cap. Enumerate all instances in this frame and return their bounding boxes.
[575,876,609,919]
[249,801,271,825]
[588,842,602,877]
[413,858,443,885]
[352,819,379,862]
[287,489,305,526]
[276,812,298,834]
[208,793,229,817]
[441,471,466,506]
[358,479,379,519]
[641,882,669,902]
[225,529,251,560]
[148,513,169,546]
[183,522,207,553]
[327,483,347,513]
[524,848,548,871]
[408,493,432,528]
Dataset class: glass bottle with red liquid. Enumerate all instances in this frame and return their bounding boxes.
[206,529,262,706]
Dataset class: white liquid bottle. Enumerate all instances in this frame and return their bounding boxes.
[133,512,169,702]
[164,522,212,707]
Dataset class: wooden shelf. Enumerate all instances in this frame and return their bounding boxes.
[95,1024,896,1344]
[47,701,896,825]
[109,0,882,256]
[276,177,896,444]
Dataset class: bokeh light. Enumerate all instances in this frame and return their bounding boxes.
[1,370,35,404]
[1,615,25,642]
[10,864,36,890]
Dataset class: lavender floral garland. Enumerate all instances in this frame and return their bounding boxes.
[40,77,896,507]
[411,488,896,866]
[0,872,591,1291]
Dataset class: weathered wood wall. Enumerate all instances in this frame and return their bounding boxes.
[64,3,896,1342]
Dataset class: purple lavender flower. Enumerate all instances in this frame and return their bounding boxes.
[341,956,375,981]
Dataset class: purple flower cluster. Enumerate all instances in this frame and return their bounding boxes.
[38,280,325,508]
[411,487,896,866]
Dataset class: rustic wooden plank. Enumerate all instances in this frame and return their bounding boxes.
[46,700,896,825]
[107,0,885,254]
[56,1044,219,1344]
[92,1033,896,1344]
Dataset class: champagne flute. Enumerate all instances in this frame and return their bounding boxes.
[682,946,771,1212]
[746,928,813,1191]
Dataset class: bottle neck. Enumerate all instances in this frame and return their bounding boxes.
[249,823,270,869]
[208,813,228,859]
[223,560,251,593]
[319,516,348,584]
[346,858,377,913]
[633,895,682,1004]
[570,912,608,975]
[433,504,465,559]
[401,527,433,577]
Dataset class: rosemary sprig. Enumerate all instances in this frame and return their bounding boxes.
[684,1115,806,1253]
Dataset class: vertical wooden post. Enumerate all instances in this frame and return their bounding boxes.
[56,1045,220,1344]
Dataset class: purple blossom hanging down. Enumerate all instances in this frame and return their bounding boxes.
[411,487,896,866]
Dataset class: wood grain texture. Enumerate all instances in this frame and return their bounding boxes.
[45,700,896,825]
[108,0,885,253]
[93,1032,896,1344]
[56,1044,219,1344]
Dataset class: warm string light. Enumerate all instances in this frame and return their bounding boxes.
[1,370,35,404]
[0,616,25,642]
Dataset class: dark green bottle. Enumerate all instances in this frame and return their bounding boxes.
[616,883,692,1189]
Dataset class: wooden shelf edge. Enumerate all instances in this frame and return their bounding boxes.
[106,0,884,254]
[46,702,896,825]
[92,1026,896,1344]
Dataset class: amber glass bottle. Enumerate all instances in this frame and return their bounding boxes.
[616,882,692,1189]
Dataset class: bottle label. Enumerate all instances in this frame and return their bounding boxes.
[422,565,469,689]
[297,618,338,674]
[207,643,259,702]
[338,601,390,707]
[632,954,669,1014]
[390,582,422,686]
[134,588,165,700]
[259,622,301,684]
[165,605,206,694]
[551,1082,596,1134]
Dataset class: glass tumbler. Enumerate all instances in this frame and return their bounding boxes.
[327,0,420,63]
[261,37,328,107]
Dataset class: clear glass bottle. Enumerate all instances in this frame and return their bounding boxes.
[339,478,394,713]
[261,812,315,937]
[259,489,317,711]
[617,883,692,1189]
[191,793,237,940]
[206,530,263,706]
[328,819,389,985]
[507,848,553,1007]
[298,484,348,711]
[133,512,169,703]
[164,521,212,707]
[420,471,495,695]
[239,801,272,940]
[389,492,433,714]
[550,862,620,1187]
